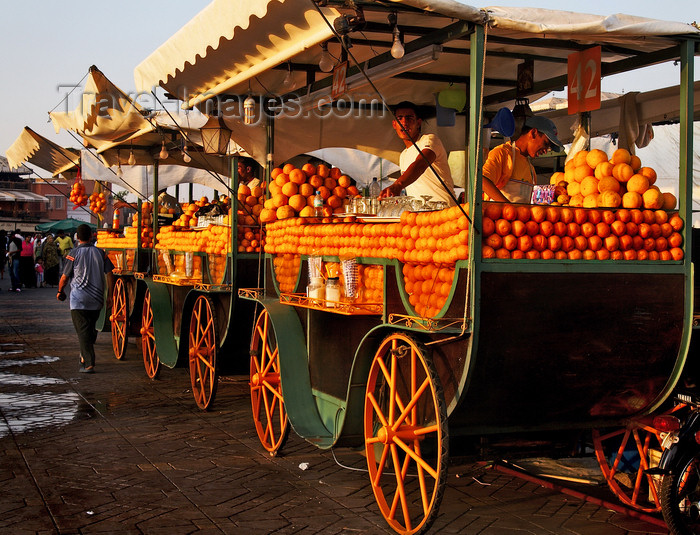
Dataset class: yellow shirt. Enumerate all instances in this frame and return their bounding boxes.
[482,142,536,203]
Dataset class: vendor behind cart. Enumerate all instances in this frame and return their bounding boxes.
[482,115,562,203]
[379,101,455,205]
[238,157,261,189]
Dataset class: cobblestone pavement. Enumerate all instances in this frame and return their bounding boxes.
[0,278,670,534]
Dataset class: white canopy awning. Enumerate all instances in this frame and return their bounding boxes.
[134,0,345,109]
[81,149,230,199]
[5,127,80,178]
[47,67,237,181]
[132,1,699,166]
[0,190,49,202]
[135,1,698,105]
[50,66,155,154]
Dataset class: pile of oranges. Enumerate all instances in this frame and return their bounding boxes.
[273,254,301,293]
[70,180,88,208]
[551,148,677,210]
[237,184,265,226]
[264,204,470,263]
[89,191,107,214]
[238,229,263,253]
[172,199,202,228]
[481,202,684,261]
[403,264,456,318]
[259,163,360,224]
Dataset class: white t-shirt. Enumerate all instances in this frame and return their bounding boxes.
[399,133,455,206]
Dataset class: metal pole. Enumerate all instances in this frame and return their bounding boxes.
[153,162,159,270]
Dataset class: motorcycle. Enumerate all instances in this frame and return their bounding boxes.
[653,393,700,535]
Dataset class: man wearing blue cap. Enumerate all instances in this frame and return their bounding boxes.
[482,115,563,203]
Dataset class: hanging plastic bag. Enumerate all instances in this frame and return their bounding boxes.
[565,124,589,165]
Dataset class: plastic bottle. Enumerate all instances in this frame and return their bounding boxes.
[369,177,381,198]
[112,209,120,230]
[313,191,323,217]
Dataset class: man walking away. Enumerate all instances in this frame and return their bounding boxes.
[57,224,112,373]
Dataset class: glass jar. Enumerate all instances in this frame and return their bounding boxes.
[325,277,341,308]
[307,276,325,302]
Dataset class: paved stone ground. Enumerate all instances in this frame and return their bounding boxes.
[0,277,670,534]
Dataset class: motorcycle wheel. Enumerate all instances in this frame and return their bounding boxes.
[661,453,700,535]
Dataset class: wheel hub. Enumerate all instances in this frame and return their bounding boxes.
[376,424,420,444]
[251,372,280,388]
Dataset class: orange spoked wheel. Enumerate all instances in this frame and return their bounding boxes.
[140,289,159,379]
[592,403,687,513]
[110,277,128,360]
[250,309,288,456]
[364,333,448,535]
[188,295,218,410]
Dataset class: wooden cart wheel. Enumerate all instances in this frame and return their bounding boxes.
[592,403,687,513]
[110,277,128,360]
[189,295,218,411]
[140,288,160,379]
[364,332,448,535]
[250,309,288,456]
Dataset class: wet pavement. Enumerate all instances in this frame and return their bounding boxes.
[0,276,671,534]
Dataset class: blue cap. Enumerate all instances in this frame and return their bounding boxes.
[525,116,563,150]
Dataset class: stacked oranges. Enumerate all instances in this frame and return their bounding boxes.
[481,202,684,261]
[237,184,264,223]
[264,204,470,263]
[89,191,107,214]
[400,206,470,263]
[236,183,265,252]
[155,225,231,255]
[403,264,455,318]
[96,213,150,249]
[552,148,677,210]
[96,231,132,249]
[134,202,154,248]
[273,254,300,293]
[259,163,359,224]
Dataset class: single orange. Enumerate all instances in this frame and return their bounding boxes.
[611,148,632,165]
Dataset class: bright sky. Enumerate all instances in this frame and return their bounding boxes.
[1,0,697,175]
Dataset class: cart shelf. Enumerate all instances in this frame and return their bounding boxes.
[194,283,232,292]
[152,274,200,286]
[388,313,471,333]
[238,287,264,300]
[279,293,383,315]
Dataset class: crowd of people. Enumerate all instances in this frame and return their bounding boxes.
[1,228,76,292]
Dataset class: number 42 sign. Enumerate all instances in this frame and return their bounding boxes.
[568,46,601,114]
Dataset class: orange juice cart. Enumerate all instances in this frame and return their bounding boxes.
[137,186,262,410]
[134,2,698,533]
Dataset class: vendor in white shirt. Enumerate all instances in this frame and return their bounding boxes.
[379,101,455,205]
